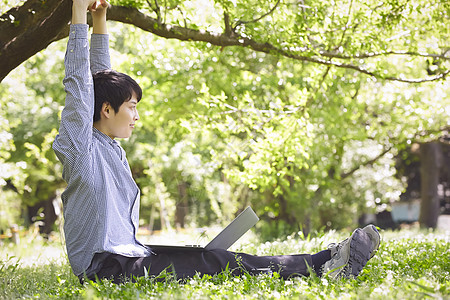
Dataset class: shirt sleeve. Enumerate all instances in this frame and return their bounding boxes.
[90,33,111,74]
[54,24,93,158]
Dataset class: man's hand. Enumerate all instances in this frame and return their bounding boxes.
[71,0,110,34]
[91,0,110,34]
[72,0,97,24]
[90,0,110,18]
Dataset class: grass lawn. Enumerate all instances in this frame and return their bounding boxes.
[0,227,449,299]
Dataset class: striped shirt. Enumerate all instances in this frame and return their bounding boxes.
[53,24,150,276]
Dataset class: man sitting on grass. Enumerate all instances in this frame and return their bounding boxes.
[53,0,381,284]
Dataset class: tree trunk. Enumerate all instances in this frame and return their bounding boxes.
[148,205,156,232]
[156,181,172,231]
[175,182,188,229]
[419,142,442,228]
[0,0,72,82]
[26,193,58,236]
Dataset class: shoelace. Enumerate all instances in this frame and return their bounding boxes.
[328,237,349,257]
[324,239,350,278]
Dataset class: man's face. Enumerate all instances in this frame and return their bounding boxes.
[108,96,139,139]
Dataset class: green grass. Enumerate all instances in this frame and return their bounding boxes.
[1,228,449,299]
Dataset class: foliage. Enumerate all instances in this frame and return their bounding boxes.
[105,0,450,81]
[103,0,449,233]
[0,228,449,299]
[0,38,66,231]
[108,20,449,234]
[0,0,449,234]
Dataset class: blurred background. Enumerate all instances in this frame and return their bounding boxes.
[1,0,449,245]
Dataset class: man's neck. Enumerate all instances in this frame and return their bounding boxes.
[93,122,114,140]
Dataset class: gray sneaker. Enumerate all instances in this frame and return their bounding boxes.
[362,224,381,258]
[322,228,372,279]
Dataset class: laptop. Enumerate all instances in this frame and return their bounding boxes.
[148,206,259,252]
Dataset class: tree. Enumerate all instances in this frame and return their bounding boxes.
[0,39,66,234]
[419,142,443,228]
[1,0,449,82]
[1,0,449,234]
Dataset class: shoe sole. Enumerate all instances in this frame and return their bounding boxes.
[347,228,372,278]
[362,224,380,258]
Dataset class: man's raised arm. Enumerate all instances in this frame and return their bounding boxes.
[90,0,111,73]
[53,0,101,159]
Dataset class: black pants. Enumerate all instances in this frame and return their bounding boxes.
[88,248,312,284]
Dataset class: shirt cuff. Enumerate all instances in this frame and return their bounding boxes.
[68,24,89,40]
[90,34,109,49]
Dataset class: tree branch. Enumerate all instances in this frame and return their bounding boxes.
[336,0,354,48]
[0,0,72,82]
[341,146,393,180]
[146,0,161,23]
[223,12,232,36]
[318,49,450,61]
[1,2,448,83]
[341,124,450,180]
[233,0,281,29]
[107,6,449,83]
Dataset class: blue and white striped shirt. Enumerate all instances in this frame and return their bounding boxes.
[53,24,150,276]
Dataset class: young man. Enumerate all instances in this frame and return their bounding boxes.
[53,0,381,284]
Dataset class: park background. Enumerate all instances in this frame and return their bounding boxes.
[1,0,449,298]
[0,0,450,248]
[1,0,449,239]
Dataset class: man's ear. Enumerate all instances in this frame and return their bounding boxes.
[101,102,112,119]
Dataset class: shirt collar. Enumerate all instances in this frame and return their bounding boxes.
[92,127,119,147]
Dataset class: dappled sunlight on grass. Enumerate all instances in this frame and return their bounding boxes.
[1,227,449,299]
[0,231,67,268]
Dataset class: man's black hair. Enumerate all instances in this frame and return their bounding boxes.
[92,70,142,122]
